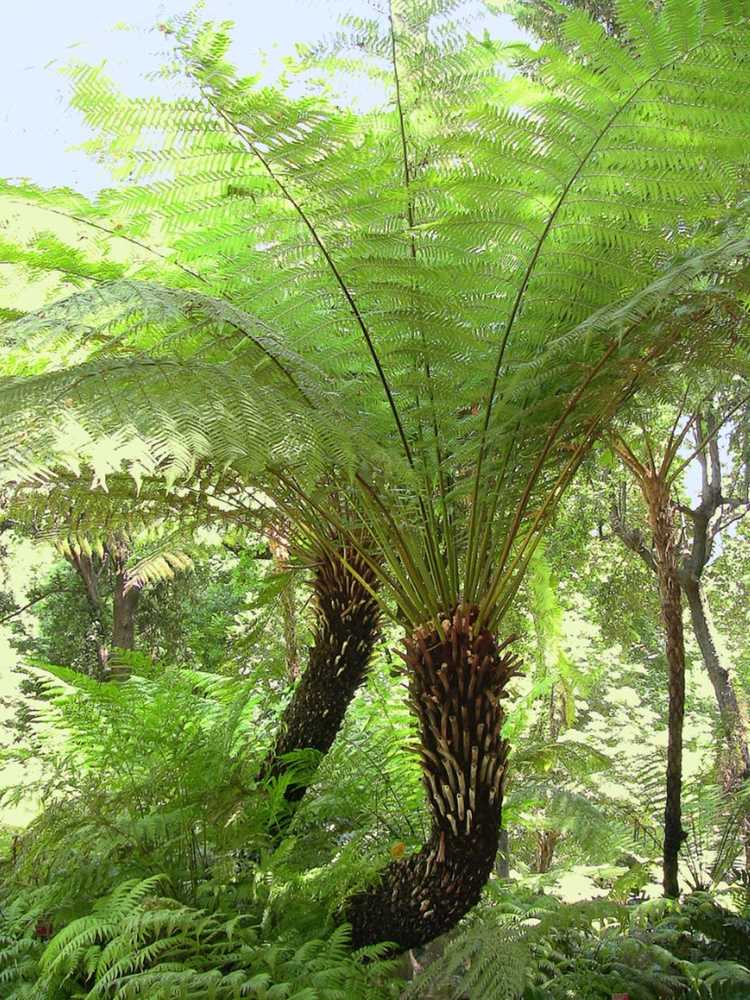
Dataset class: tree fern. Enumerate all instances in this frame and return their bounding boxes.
[3,0,750,948]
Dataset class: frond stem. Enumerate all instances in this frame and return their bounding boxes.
[465,36,709,593]
[196,89,416,472]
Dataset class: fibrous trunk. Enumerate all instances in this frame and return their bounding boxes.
[646,478,687,899]
[263,548,379,803]
[347,605,521,952]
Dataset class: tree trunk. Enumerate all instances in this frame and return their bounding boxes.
[112,574,139,651]
[535,830,560,874]
[267,528,301,681]
[67,550,109,677]
[262,548,380,804]
[346,605,521,952]
[496,826,510,878]
[67,539,140,679]
[682,578,750,867]
[646,479,687,899]
[683,579,750,786]
[108,539,139,681]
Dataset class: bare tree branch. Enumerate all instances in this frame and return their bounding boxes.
[0,587,76,625]
[609,491,656,572]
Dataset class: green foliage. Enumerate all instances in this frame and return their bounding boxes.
[2,0,749,633]
[34,884,395,1000]
[10,542,280,677]
[302,651,427,861]
[1,883,397,999]
[1,662,263,903]
[2,0,750,991]
[0,660,401,998]
[2,539,749,997]
[408,889,750,999]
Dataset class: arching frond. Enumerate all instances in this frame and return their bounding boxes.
[2,0,749,630]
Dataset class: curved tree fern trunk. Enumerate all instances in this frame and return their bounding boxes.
[347,605,521,951]
[262,548,380,804]
[646,478,687,899]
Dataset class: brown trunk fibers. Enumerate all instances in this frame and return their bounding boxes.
[262,548,380,804]
[346,605,521,951]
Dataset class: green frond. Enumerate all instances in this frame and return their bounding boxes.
[2,0,750,629]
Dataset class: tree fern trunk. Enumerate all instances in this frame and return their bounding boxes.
[646,479,687,899]
[347,605,521,951]
[262,549,379,804]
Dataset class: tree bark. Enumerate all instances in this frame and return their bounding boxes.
[682,578,750,868]
[67,550,109,677]
[112,581,138,650]
[267,526,300,681]
[535,830,560,874]
[612,404,750,884]
[645,478,687,898]
[262,548,380,804]
[683,579,750,787]
[111,542,139,654]
[496,826,511,878]
[67,539,139,679]
[612,425,750,869]
[346,606,521,952]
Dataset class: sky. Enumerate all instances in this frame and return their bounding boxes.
[2,0,529,195]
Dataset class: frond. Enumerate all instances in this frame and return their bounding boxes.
[2,0,750,628]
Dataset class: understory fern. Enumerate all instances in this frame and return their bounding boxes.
[34,882,397,1000]
[2,0,750,635]
[0,660,402,998]
[2,0,750,992]
[408,890,750,1000]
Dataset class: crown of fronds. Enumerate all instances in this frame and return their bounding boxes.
[2,0,750,630]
